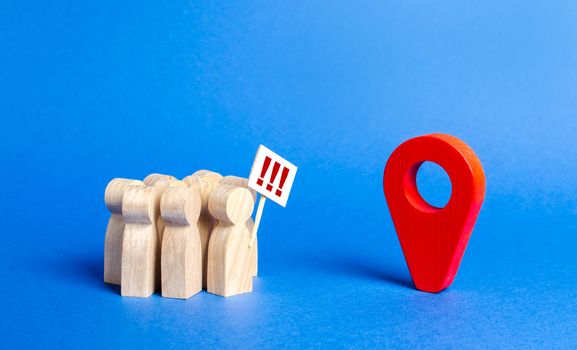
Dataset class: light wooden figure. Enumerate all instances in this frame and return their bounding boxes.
[220,176,258,277]
[207,184,255,297]
[160,185,202,299]
[143,173,180,289]
[121,184,162,297]
[183,170,222,289]
[104,178,144,285]
[157,181,188,247]
[143,173,178,242]
[143,173,177,186]
[144,173,178,239]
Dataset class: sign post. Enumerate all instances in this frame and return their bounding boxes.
[248,145,298,247]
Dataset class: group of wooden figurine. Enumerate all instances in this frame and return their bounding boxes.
[103,171,258,298]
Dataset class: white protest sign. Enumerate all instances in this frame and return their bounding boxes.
[247,145,297,247]
[248,145,297,207]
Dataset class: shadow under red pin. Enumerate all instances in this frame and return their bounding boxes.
[383,133,486,293]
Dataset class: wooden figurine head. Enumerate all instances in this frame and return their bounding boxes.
[220,176,257,203]
[105,178,144,214]
[183,170,223,216]
[122,185,161,224]
[208,185,255,226]
[143,173,177,187]
[161,186,201,226]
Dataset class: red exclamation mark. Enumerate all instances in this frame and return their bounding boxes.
[266,162,281,192]
[275,167,290,197]
[256,156,272,187]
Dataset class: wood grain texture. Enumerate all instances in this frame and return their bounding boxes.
[144,174,179,245]
[143,174,180,289]
[103,178,144,285]
[207,184,255,297]
[157,181,188,248]
[120,184,162,297]
[220,175,258,277]
[143,173,177,187]
[160,185,202,299]
[183,170,223,289]
[383,133,486,293]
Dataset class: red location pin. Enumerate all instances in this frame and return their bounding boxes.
[383,134,486,293]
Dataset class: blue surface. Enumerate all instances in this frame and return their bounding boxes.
[2,1,577,348]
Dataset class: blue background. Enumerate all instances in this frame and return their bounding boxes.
[1,1,577,348]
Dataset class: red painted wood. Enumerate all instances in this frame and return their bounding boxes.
[383,134,486,293]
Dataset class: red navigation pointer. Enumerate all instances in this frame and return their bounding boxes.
[383,134,486,293]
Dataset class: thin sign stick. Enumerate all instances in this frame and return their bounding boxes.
[249,195,266,248]
[247,145,297,249]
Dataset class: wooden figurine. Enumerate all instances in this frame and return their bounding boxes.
[183,170,222,289]
[220,176,258,277]
[143,173,177,187]
[143,174,178,241]
[157,181,188,249]
[143,173,180,289]
[160,185,202,299]
[121,184,163,297]
[207,184,255,297]
[103,178,144,285]
[144,173,178,243]
[383,134,486,293]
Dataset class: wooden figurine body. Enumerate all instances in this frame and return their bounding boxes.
[143,173,179,289]
[143,173,178,244]
[104,178,144,285]
[160,186,202,299]
[157,181,188,246]
[207,184,255,297]
[220,176,258,277]
[121,184,162,297]
[183,170,222,289]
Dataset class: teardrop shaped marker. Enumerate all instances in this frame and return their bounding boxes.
[383,134,486,293]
